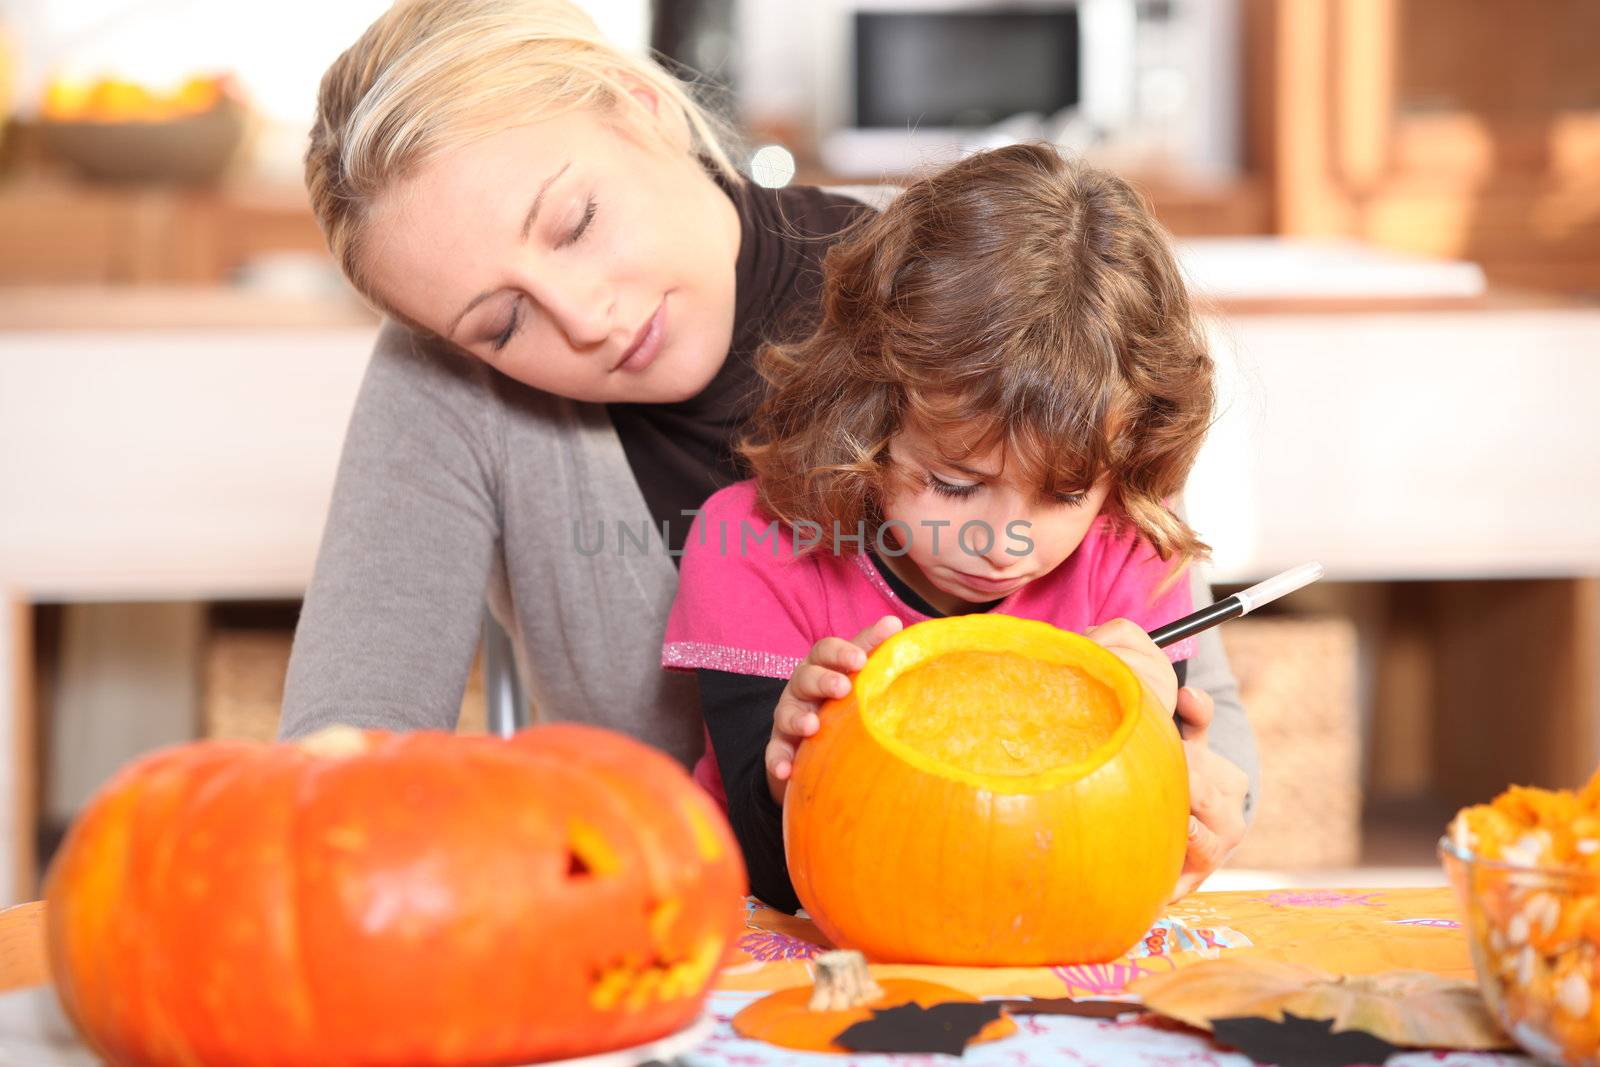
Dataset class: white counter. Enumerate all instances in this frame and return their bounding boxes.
[1191,308,1600,582]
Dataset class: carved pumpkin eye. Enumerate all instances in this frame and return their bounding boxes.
[567,819,620,878]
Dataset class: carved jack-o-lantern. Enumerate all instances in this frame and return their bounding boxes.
[45,724,747,1066]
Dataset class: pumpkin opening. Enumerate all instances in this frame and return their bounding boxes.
[851,616,1143,791]
[872,650,1123,776]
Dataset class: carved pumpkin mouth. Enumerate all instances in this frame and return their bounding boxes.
[589,933,727,1011]
[567,822,731,1012]
[854,615,1142,792]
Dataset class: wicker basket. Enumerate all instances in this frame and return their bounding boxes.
[202,629,487,741]
[1219,615,1361,869]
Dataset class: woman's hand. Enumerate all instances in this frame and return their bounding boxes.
[1170,685,1250,901]
[766,615,904,805]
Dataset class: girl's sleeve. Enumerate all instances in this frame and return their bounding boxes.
[1094,528,1198,666]
[662,489,818,678]
[696,670,803,912]
[663,488,818,911]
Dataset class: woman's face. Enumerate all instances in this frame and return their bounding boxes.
[879,426,1112,614]
[366,103,741,403]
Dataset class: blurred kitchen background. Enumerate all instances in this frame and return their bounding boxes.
[0,0,1597,905]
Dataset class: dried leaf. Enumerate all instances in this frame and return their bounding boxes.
[1130,958,1512,1051]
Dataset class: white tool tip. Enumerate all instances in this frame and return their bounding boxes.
[1236,562,1325,615]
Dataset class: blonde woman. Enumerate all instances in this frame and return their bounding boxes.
[288,0,1255,899]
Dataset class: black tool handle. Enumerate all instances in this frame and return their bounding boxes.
[1149,596,1245,649]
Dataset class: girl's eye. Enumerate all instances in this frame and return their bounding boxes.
[558,196,597,249]
[926,472,980,499]
[491,298,523,352]
[1051,490,1088,507]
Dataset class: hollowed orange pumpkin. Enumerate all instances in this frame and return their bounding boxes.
[784,614,1188,965]
[44,723,746,1067]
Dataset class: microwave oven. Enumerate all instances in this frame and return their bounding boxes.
[734,0,1240,181]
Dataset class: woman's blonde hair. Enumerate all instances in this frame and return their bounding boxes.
[305,0,740,328]
[741,143,1214,573]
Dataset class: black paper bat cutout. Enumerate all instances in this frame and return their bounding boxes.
[834,1001,1009,1056]
[1210,1011,1405,1067]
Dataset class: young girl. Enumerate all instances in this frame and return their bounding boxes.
[662,143,1216,912]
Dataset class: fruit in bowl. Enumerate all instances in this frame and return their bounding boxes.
[1441,768,1600,1066]
[38,73,249,183]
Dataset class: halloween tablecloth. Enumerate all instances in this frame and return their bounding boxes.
[686,888,1539,1066]
[0,887,1544,1066]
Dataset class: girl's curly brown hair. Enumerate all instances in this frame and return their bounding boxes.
[739,142,1213,569]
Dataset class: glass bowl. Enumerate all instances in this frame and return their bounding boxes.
[1440,834,1600,1066]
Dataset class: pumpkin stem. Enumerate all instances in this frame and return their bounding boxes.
[807,950,884,1011]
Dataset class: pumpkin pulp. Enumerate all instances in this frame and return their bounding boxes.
[856,616,1145,792]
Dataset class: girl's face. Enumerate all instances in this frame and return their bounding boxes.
[879,426,1112,615]
[365,100,741,403]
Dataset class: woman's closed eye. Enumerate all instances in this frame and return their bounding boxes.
[557,196,597,249]
[488,197,598,352]
[491,299,523,352]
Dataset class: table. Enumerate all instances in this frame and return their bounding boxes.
[0,888,1542,1065]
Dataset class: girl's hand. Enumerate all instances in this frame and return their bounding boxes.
[1169,685,1250,901]
[1083,617,1179,713]
[1086,618,1249,898]
[767,615,904,805]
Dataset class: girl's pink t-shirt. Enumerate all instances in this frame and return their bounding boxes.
[661,479,1196,808]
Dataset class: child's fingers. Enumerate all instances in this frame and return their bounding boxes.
[1086,617,1177,709]
[850,615,904,654]
[776,622,902,752]
[773,701,820,742]
[1174,686,1214,739]
[1084,617,1157,657]
[766,736,795,779]
[766,737,796,804]
[788,662,851,704]
[806,636,869,673]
